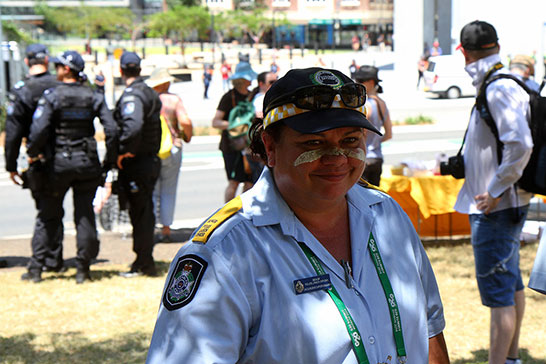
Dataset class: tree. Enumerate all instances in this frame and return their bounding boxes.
[35,2,134,49]
[223,8,287,46]
[146,6,209,64]
[1,21,33,44]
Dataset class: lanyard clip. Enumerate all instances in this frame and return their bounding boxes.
[398,356,407,364]
[340,259,353,289]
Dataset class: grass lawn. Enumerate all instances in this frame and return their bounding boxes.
[1,243,545,363]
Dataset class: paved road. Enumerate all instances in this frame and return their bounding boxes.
[0,49,480,239]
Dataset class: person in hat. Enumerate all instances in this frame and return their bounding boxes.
[26,50,118,283]
[4,44,63,280]
[146,68,193,242]
[147,68,450,363]
[114,51,162,277]
[355,65,392,186]
[454,21,533,364]
[212,61,261,202]
[509,54,540,92]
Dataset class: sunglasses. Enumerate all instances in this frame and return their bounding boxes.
[265,83,366,115]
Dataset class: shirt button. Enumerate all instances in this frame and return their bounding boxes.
[368,336,375,345]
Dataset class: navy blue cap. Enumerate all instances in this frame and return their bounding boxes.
[25,44,48,59]
[263,67,381,135]
[120,51,141,69]
[51,51,85,72]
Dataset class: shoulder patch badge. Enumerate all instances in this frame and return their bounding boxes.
[122,102,135,116]
[163,254,208,311]
[33,105,44,120]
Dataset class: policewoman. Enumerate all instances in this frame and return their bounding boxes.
[4,44,62,280]
[27,50,118,283]
[115,52,162,277]
[147,68,450,363]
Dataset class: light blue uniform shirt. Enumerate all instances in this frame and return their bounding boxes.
[147,168,445,363]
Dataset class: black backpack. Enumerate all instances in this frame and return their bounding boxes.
[476,74,546,194]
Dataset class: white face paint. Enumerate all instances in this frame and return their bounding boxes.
[293,147,366,166]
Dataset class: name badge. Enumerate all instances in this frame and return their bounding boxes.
[293,274,331,295]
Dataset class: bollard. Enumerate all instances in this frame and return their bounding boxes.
[142,47,146,60]
[258,49,262,65]
[94,50,98,65]
[165,45,169,55]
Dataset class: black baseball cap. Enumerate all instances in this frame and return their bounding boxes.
[458,20,498,51]
[51,50,85,72]
[263,67,381,135]
[355,65,381,83]
[25,44,48,60]
[120,51,141,69]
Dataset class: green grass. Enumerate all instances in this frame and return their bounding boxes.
[1,243,545,363]
[394,114,435,125]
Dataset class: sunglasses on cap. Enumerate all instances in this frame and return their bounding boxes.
[265,83,366,115]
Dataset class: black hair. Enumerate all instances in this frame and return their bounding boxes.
[257,71,268,84]
[121,66,141,78]
[249,117,285,165]
[28,58,47,67]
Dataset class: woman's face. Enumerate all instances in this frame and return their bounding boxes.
[262,125,367,209]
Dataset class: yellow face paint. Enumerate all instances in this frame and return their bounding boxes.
[293,147,366,166]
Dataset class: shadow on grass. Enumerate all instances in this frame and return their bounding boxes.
[154,227,195,244]
[41,261,172,282]
[452,348,546,364]
[0,331,150,364]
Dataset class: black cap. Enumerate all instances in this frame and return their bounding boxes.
[51,50,85,72]
[355,65,381,83]
[263,67,381,135]
[459,20,498,51]
[120,51,141,69]
[25,44,48,60]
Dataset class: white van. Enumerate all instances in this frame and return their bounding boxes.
[423,55,475,99]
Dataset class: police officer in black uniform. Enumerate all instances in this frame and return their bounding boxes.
[27,50,118,284]
[4,44,64,280]
[115,52,161,277]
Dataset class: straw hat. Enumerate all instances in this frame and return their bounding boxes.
[146,68,175,88]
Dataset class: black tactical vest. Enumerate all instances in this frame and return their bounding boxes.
[53,84,96,142]
[130,80,162,156]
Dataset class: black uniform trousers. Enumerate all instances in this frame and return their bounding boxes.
[30,150,101,272]
[119,155,160,270]
[26,163,64,270]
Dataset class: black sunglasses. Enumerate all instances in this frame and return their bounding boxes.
[265,83,366,115]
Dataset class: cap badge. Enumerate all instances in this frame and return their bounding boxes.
[312,70,342,88]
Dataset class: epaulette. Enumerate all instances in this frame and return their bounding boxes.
[357,178,386,193]
[14,81,25,89]
[193,196,243,243]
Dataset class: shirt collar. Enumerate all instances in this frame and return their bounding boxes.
[241,167,385,233]
[464,53,502,87]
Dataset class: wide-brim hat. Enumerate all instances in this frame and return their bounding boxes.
[354,65,381,83]
[263,67,381,135]
[146,68,175,88]
[510,54,535,74]
[229,61,257,81]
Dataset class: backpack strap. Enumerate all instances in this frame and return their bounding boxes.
[475,64,529,165]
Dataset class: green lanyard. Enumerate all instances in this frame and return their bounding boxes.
[298,232,407,364]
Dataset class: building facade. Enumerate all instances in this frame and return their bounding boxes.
[204,0,393,49]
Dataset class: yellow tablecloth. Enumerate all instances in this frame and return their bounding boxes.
[379,174,471,237]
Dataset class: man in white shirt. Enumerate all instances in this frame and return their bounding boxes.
[454,21,533,364]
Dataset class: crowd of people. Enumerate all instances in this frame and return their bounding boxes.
[3,19,546,364]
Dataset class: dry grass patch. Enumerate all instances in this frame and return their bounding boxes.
[1,244,545,363]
